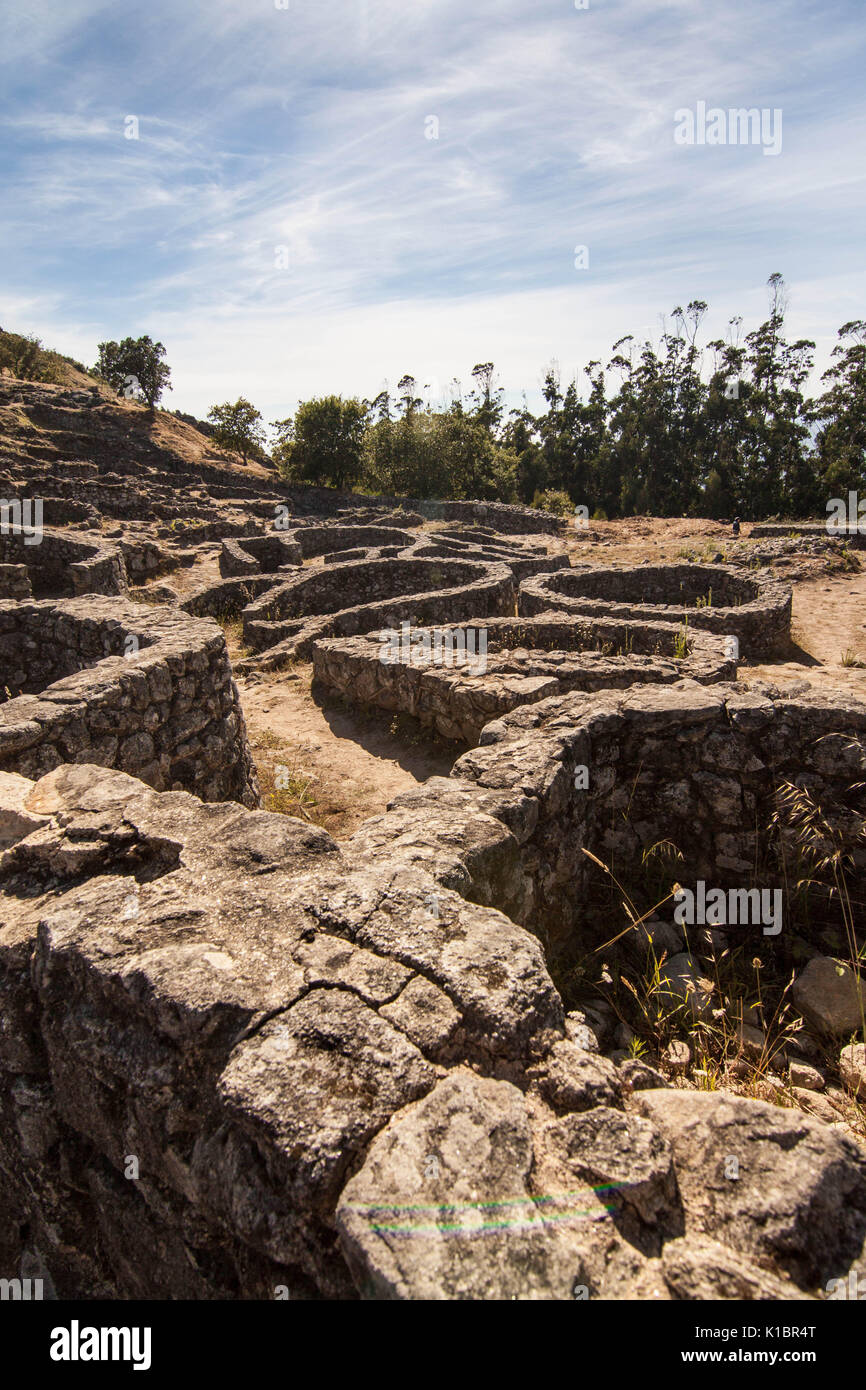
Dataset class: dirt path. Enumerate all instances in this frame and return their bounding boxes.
[237,665,456,838]
[741,568,866,696]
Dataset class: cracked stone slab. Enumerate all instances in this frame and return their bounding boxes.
[337,1069,602,1300]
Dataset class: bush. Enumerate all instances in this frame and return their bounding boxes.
[531,488,573,517]
[0,330,63,383]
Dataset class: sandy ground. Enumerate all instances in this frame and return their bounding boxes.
[238,667,456,837]
[209,517,866,838]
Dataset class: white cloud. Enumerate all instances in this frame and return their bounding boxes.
[0,0,862,416]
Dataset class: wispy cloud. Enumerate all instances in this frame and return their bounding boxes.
[1,0,863,419]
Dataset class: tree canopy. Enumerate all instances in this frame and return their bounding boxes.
[207,398,267,465]
[95,335,172,410]
[263,276,863,517]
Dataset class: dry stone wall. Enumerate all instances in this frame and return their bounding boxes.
[0,565,31,600]
[0,763,562,1299]
[1,402,864,1302]
[0,528,127,597]
[0,597,258,805]
[1,716,864,1301]
[236,556,517,668]
[520,563,792,658]
[348,680,866,963]
[312,616,736,744]
[752,521,866,549]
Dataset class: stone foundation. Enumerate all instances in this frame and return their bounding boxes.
[0,527,127,597]
[236,556,516,667]
[752,522,866,549]
[0,564,31,600]
[1,685,864,1300]
[311,616,737,744]
[0,597,258,805]
[349,680,866,961]
[520,563,792,657]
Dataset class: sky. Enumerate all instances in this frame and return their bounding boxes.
[1,0,864,424]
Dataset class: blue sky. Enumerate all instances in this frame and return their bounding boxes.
[1,0,864,423]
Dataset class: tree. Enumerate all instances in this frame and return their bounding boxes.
[469,362,504,435]
[207,398,267,465]
[272,396,368,490]
[95,335,172,410]
[812,320,866,497]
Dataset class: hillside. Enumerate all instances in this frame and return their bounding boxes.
[0,374,275,480]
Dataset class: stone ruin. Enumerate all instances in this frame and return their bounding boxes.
[752,521,866,550]
[0,407,864,1301]
[312,615,736,744]
[520,563,792,658]
[2,682,865,1301]
[0,526,127,598]
[238,556,516,664]
[0,597,257,805]
[190,523,573,674]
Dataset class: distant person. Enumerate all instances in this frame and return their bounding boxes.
[732,516,741,537]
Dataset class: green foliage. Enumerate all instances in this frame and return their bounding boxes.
[272,395,367,490]
[0,329,71,383]
[360,390,518,501]
[9,268,859,522]
[264,286,858,514]
[287,276,846,519]
[811,320,866,496]
[207,397,267,465]
[531,488,573,517]
[94,335,172,409]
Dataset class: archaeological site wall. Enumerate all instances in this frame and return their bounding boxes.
[0,422,863,1305]
[311,616,737,744]
[0,598,258,805]
[1,680,864,1301]
[237,556,517,666]
[348,681,866,962]
[520,563,792,657]
[751,522,866,550]
[0,528,127,598]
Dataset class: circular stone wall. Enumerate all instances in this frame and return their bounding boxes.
[237,556,516,664]
[311,614,737,744]
[405,535,570,582]
[0,527,127,597]
[519,563,792,657]
[0,596,258,804]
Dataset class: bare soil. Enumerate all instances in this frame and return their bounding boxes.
[238,665,456,837]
